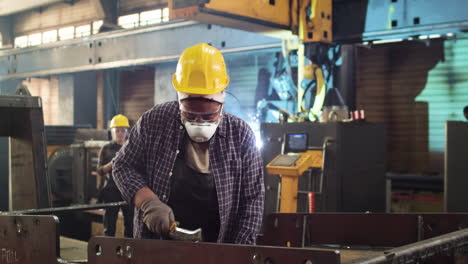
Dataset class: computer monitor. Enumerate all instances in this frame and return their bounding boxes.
[286,133,308,153]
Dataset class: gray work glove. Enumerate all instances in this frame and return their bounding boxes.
[141,196,175,236]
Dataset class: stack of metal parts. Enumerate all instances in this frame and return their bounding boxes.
[46,126,108,205]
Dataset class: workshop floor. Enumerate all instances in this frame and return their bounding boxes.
[60,236,88,262]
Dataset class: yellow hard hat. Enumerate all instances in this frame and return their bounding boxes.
[172,43,230,95]
[110,114,130,128]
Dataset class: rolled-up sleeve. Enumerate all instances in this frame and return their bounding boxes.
[113,115,148,204]
[234,127,265,244]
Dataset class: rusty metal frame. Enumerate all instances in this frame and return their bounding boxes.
[354,228,468,264]
[0,215,60,264]
[2,213,468,264]
[87,236,341,264]
[258,213,468,248]
[0,95,51,210]
[3,201,128,215]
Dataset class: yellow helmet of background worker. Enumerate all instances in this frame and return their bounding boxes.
[172,43,230,95]
[110,114,130,128]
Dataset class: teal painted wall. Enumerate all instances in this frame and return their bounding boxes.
[416,35,468,152]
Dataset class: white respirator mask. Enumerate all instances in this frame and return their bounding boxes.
[177,91,225,143]
[183,120,220,143]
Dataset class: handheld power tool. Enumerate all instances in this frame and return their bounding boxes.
[168,222,203,242]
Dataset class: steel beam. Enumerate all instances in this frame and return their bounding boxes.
[2,201,128,215]
[0,21,281,81]
[87,236,341,264]
[0,95,51,210]
[354,228,468,264]
[258,213,468,248]
[333,0,468,42]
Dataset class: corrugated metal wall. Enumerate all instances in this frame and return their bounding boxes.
[14,0,101,35]
[223,51,276,122]
[356,37,468,174]
[120,67,155,125]
[24,77,59,125]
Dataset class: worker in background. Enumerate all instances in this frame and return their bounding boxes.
[97,114,134,238]
[113,43,264,244]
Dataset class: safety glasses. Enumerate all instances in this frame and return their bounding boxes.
[181,105,222,122]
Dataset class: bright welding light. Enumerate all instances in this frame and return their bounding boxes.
[247,120,263,149]
[446,33,455,37]
[419,35,428,39]
[429,34,441,39]
[253,129,263,149]
[372,38,403,44]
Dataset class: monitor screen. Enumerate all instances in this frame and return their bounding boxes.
[286,133,308,153]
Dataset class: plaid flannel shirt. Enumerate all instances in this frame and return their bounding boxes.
[113,101,264,244]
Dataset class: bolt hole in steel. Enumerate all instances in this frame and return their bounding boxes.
[125,246,132,259]
[95,245,102,256]
[264,257,274,264]
[16,223,22,234]
[295,216,301,228]
[116,246,124,256]
[252,254,261,264]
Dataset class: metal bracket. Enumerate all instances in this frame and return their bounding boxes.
[0,215,60,264]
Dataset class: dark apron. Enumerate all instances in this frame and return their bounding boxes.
[167,152,220,242]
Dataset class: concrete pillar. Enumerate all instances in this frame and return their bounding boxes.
[0,16,14,48]
[58,75,74,125]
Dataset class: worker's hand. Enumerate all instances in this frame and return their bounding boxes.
[141,196,175,236]
[103,161,113,173]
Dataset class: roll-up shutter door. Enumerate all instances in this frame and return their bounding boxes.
[120,66,155,125]
[356,37,468,173]
[223,52,277,121]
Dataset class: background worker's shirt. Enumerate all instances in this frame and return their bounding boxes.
[113,101,264,244]
[97,141,121,188]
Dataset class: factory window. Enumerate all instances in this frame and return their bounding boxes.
[118,13,140,29]
[27,33,42,46]
[162,7,169,22]
[42,30,58,44]
[75,24,91,38]
[59,26,75,40]
[14,36,28,48]
[92,20,103,34]
[140,9,162,26]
